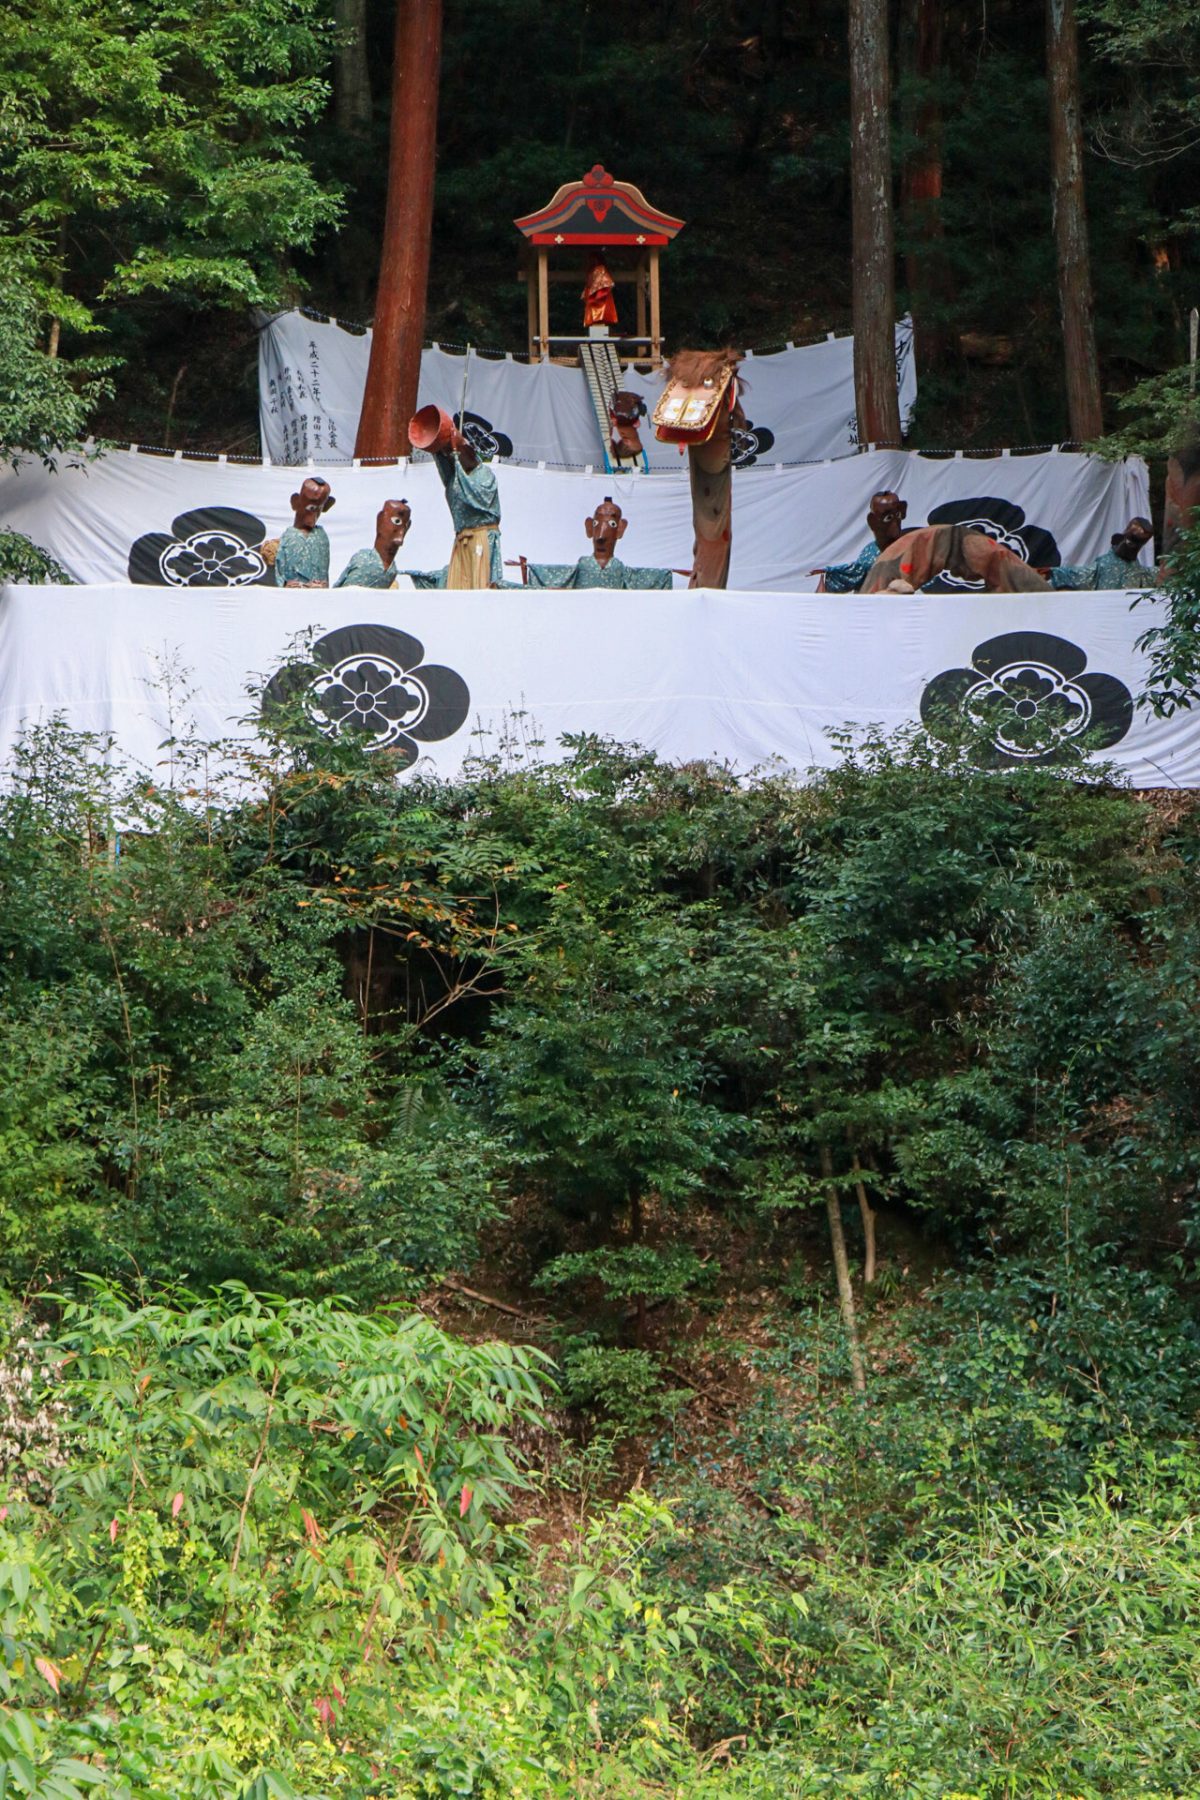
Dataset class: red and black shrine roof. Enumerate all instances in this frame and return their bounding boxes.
[514,165,685,247]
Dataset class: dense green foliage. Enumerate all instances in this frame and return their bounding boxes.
[2,1281,1199,1797]
[0,0,339,458]
[0,273,108,471]
[3,0,1200,1786]
[1137,523,1200,712]
[6,712,1199,1304]
[2,714,1200,1791]
[0,530,71,585]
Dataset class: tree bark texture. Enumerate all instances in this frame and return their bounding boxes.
[354,0,443,459]
[899,0,953,378]
[820,1144,867,1394]
[849,0,902,445]
[852,1153,877,1286]
[334,0,372,137]
[332,0,370,135]
[1046,0,1103,440]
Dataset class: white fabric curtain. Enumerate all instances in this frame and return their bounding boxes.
[257,311,919,468]
[0,586,1188,789]
[0,443,1150,595]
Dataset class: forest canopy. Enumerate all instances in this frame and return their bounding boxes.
[0,0,1197,453]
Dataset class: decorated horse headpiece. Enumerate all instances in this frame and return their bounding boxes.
[652,349,744,446]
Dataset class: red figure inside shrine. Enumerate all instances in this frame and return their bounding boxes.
[582,251,618,329]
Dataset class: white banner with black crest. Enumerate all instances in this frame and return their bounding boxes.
[257,311,918,468]
[0,443,1150,595]
[0,586,1195,789]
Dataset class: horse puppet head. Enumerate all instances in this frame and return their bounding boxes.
[653,349,745,448]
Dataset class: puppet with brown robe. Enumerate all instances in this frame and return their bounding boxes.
[859,521,1052,594]
[608,390,647,464]
[653,349,744,588]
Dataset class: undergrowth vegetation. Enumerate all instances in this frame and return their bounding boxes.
[2,709,1199,1795]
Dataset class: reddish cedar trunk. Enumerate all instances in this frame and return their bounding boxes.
[849,0,902,445]
[899,0,952,377]
[1046,0,1103,441]
[355,0,443,459]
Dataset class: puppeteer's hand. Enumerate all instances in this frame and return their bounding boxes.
[452,428,479,473]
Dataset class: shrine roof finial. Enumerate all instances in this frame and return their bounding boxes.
[514,166,685,247]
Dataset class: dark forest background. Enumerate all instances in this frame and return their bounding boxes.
[71,0,1200,456]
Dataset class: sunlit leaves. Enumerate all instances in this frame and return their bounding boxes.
[0,0,340,450]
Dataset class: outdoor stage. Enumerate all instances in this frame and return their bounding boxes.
[0,585,1192,788]
[0,443,1151,596]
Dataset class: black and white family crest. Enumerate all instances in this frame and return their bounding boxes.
[729,418,776,469]
[129,507,273,587]
[263,624,471,769]
[920,631,1133,767]
[455,412,514,462]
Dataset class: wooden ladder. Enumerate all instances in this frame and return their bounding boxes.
[578,339,647,475]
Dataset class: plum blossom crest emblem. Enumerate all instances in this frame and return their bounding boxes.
[263,624,470,770]
[129,508,271,587]
[920,631,1133,767]
[730,418,776,469]
[455,411,514,462]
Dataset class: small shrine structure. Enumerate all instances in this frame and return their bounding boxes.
[514,165,684,365]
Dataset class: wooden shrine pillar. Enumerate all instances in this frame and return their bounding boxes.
[649,249,662,364]
[635,253,648,347]
[537,249,550,360]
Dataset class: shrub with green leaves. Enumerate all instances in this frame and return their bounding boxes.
[0,528,72,583]
[556,1340,688,1443]
[4,713,1200,1317]
[12,1283,1193,1797]
[1135,522,1200,716]
[0,0,341,458]
[1,713,1199,1793]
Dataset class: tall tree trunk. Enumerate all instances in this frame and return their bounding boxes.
[355,0,443,459]
[849,0,902,445]
[1046,0,1103,440]
[334,0,372,136]
[332,0,372,310]
[899,0,952,378]
[821,1144,867,1394]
